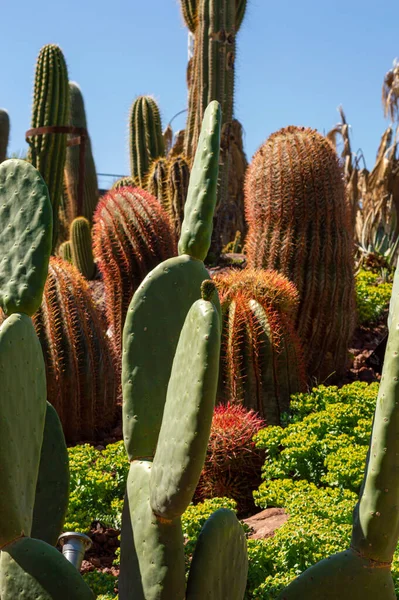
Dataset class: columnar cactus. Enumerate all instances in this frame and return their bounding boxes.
[214,268,306,423]
[180,0,198,31]
[147,154,190,236]
[129,96,165,187]
[27,44,70,251]
[64,82,99,223]
[182,0,248,256]
[0,158,93,599]
[279,266,399,599]
[59,240,72,263]
[119,101,248,600]
[70,216,96,280]
[0,108,10,163]
[32,257,118,442]
[245,126,355,379]
[92,187,177,354]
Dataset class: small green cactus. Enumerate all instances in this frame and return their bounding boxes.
[58,240,72,263]
[0,108,10,163]
[70,216,96,279]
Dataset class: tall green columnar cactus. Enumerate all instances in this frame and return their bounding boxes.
[0,159,93,599]
[27,44,69,252]
[183,0,248,256]
[0,108,10,163]
[70,216,96,279]
[180,0,198,31]
[279,268,399,599]
[129,96,165,187]
[64,82,99,223]
[245,126,355,380]
[120,101,248,600]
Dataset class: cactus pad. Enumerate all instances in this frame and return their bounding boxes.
[186,508,248,600]
[0,159,52,316]
[32,402,69,546]
[150,297,221,520]
[178,101,221,260]
[0,537,95,599]
[122,254,219,461]
[0,313,47,545]
[119,461,186,600]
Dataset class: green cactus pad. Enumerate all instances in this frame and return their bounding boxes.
[186,508,248,600]
[150,297,221,520]
[32,402,70,546]
[119,461,186,600]
[277,549,395,599]
[0,537,94,599]
[0,313,47,545]
[178,101,221,260]
[0,159,52,316]
[122,254,220,461]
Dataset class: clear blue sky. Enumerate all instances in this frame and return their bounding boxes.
[2,0,398,188]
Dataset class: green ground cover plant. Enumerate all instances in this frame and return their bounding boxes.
[355,269,392,324]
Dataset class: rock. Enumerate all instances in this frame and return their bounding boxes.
[243,508,289,540]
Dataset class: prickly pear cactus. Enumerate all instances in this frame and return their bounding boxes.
[0,159,94,599]
[120,102,248,600]
[0,159,52,316]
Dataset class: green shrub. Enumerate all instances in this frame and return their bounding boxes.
[65,441,127,532]
[82,572,117,598]
[355,269,392,324]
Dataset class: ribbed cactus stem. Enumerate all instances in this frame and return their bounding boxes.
[70,217,96,280]
[129,96,165,187]
[245,126,355,379]
[168,155,190,237]
[180,0,198,32]
[147,157,169,211]
[64,82,99,223]
[0,109,10,163]
[27,44,69,252]
[58,241,72,263]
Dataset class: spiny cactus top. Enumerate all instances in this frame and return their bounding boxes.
[245,125,355,379]
[129,96,165,187]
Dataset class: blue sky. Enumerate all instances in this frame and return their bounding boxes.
[1,0,398,188]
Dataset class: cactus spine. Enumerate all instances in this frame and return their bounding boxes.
[27,44,69,252]
[64,82,99,223]
[0,109,10,163]
[0,159,93,599]
[70,216,96,280]
[245,126,355,379]
[129,96,165,187]
[120,101,248,600]
[93,187,177,354]
[214,268,306,423]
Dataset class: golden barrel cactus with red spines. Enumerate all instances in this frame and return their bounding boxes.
[214,268,306,424]
[32,257,118,443]
[244,126,355,379]
[93,187,177,354]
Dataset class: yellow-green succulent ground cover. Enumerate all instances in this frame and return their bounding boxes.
[355,269,393,324]
[66,380,399,599]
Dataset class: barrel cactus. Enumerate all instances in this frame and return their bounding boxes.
[27,44,69,251]
[214,268,306,423]
[129,96,165,187]
[0,109,10,163]
[32,257,117,443]
[92,187,177,353]
[245,126,355,379]
[64,81,99,223]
